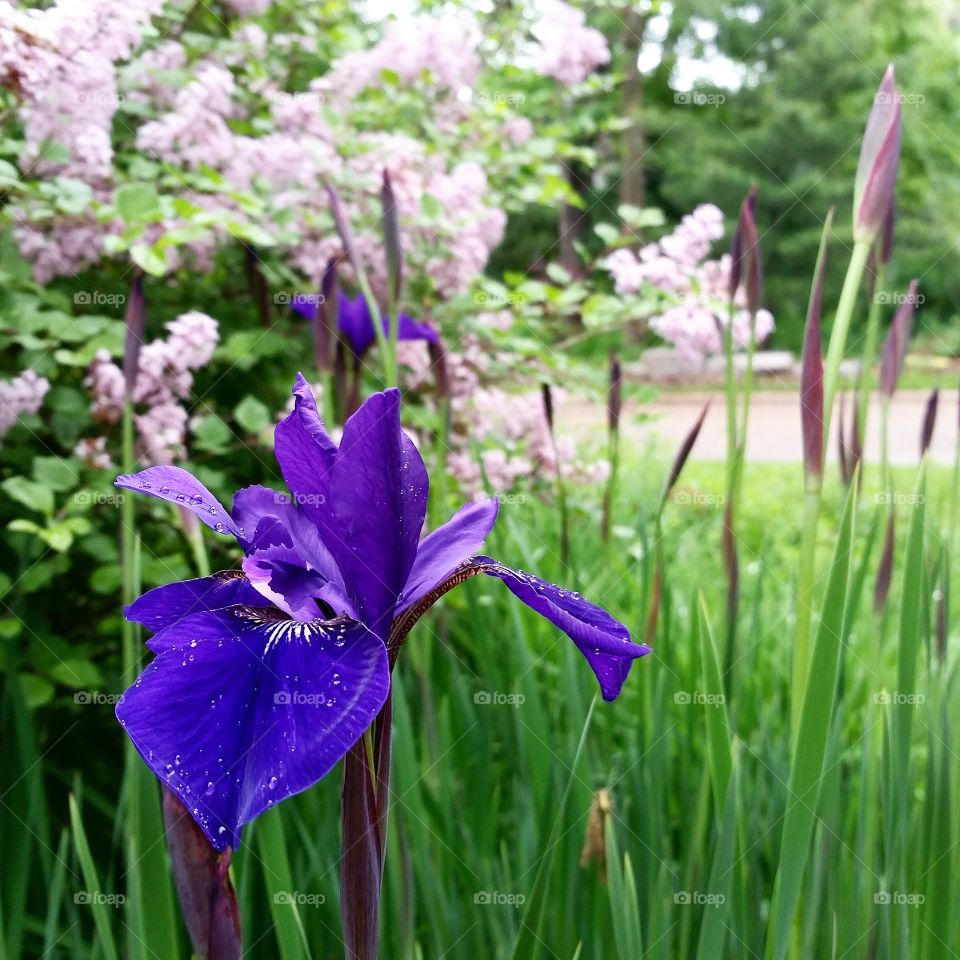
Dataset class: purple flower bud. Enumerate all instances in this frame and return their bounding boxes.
[162,787,241,960]
[122,273,145,396]
[800,210,832,483]
[380,169,403,301]
[874,512,895,614]
[662,401,709,507]
[854,66,901,243]
[608,351,622,434]
[920,387,939,458]
[879,279,918,398]
[728,185,758,304]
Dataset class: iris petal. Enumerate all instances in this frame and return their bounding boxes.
[400,498,499,611]
[328,389,428,640]
[116,607,390,851]
[126,572,270,634]
[474,557,650,701]
[274,374,338,526]
[115,466,240,538]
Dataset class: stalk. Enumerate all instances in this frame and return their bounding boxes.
[791,239,870,737]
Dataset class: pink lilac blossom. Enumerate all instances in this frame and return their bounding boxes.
[502,116,535,146]
[531,0,611,86]
[7,0,162,278]
[74,435,113,469]
[83,311,220,464]
[604,204,775,364]
[317,11,481,99]
[221,0,273,16]
[398,337,608,498]
[0,369,50,442]
[137,63,238,170]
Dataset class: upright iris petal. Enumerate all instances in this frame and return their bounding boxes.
[116,375,649,851]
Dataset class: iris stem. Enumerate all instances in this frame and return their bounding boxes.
[791,238,870,740]
[855,268,885,465]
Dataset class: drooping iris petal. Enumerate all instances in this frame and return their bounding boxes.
[337,293,439,357]
[337,292,374,357]
[274,374,337,526]
[328,389,428,639]
[473,557,649,701]
[399,498,500,611]
[115,466,240,538]
[116,607,390,851]
[290,298,318,323]
[126,572,270,633]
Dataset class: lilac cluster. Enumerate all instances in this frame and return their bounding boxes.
[604,204,775,366]
[127,21,505,300]
[531,0,611,86]
[80,311,219,466]
[318,11,482,99]
[397,322,609,498]
[0,369,49,443]
[5,0,163,281]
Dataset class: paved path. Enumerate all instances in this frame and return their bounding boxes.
[560,390,956,466]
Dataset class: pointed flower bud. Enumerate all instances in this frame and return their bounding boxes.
[879,279,918,398]
[380,169,403,301]
[608,351,622,434]
[854,66,901,243]
[800,210,832,484]
[728,185,759,304]
[122,273,146,396]
[920,387,939,458]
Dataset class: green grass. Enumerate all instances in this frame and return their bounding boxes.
[2,441,957,959]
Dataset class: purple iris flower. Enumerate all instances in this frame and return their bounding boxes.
[293,291,438,358]
[114,375,649,851]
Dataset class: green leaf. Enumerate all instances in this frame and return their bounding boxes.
[3,477,55,517]
[49,659,104,690]
[234,395,271,434]
[32,456,78,492]
[114,182,160,223]
[129,243,167,276]
[191,414,233,454]
[21,674,55,708]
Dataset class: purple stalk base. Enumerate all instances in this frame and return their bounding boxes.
[162,788,241,960]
